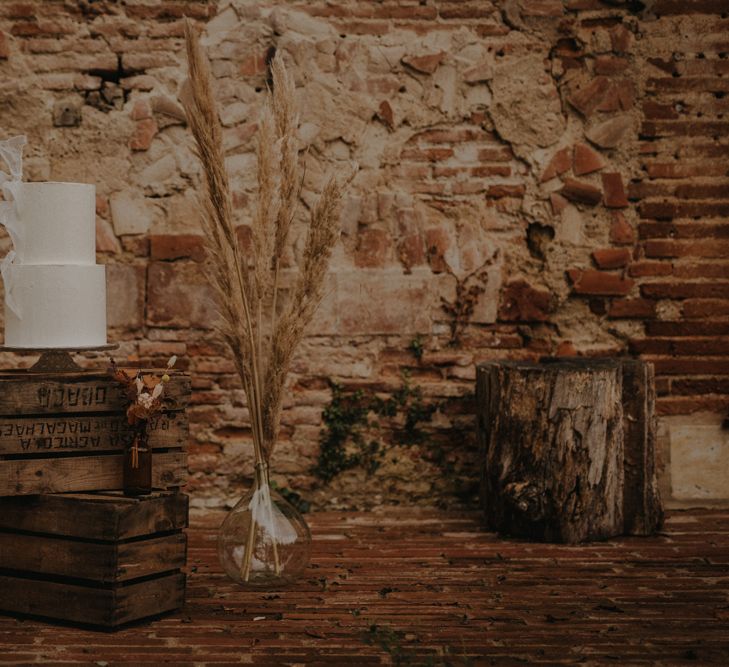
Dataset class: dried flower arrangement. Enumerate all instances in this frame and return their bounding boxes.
[181,21,353,582]
[108,356,178,494]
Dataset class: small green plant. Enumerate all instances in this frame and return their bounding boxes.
[408,335,425,360]
[313,372,439,483]
[269,480,311,514]
[313,383,383,482]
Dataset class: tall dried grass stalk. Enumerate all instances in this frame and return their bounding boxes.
[182,21,353,471]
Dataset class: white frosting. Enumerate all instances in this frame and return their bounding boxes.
[5,265,107,348]
[14,182,96,265]
[2,181,108,348]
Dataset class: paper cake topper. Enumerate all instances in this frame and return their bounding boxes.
[0,134,26,319]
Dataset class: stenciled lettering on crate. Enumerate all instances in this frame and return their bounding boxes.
[0,370,190,495]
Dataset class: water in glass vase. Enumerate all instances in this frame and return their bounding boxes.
[218,463,311,586]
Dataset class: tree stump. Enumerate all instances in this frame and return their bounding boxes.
[477,359,662,543]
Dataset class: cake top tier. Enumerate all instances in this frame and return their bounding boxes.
[13,181,96,266]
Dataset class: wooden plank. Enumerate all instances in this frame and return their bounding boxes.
[0,411,188,455]
[0,572,185,627]
[117,491,189,540]
[621,359,664,535]
[0,491,189,540]
[0,451,187,495]
[116,533,187,581]
[0,532,186,583]
[112,572,186,626]
[0,371,190,416]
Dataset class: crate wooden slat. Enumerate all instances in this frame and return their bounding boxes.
[0,490,189,539]
[0,572,186,627]
[0,490,188,628]
[0,370,190,416]
[0,369,190,496]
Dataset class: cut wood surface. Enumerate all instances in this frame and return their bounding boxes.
[0,451,187,495]
[0,371,190,416]
[0,491,189,539]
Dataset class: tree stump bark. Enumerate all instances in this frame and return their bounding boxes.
[477,358,662,543]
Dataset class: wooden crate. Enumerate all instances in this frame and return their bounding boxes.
[0,369,189,496]
[0,490,188,628]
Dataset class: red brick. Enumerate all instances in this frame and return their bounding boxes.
[377,100,394,130]
[560,177,602,206]
[568,76,611,117]
[355,228,390,268]
[610,24,633,53]
[150,234,206,262]
[0,31,9,59]
[129,118,157,151]
[238,51,267,77]
[438,3,496,19]
[657,396,729,414]
[610,212,635,245]
[594,55,629,75]
[640,201,729,219]
[592,247,631,269]
[585,115,633,148]
[121,235,149,257]
[402,52,444,74]
[674,263,729,279]
[644,240,729,259]
[641,282,729,300]
[602,172,629,208]
[498,280,553,322]
[642,100,679,120]
[607,298,656,318]
[550,192,569,214]
[470,165,510,177]
[648,320,729,337]
[568,269,634,296]
[540,146,571,182]
[425,227,450,274]
[130,98,152,120]
[95,194,109,218]
[335,19,390,35]
[683,299,729,318]
[95,218,120,254]
[486,184,525,198]
[629,261,673,277]
[146,261,217,329]
[555,340,577,356]
[397,233,426,271]
[573,142,606,176]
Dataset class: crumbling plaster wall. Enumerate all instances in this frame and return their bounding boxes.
[0,0,726,509]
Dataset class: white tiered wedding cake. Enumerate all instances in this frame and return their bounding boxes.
[3,181,107,348]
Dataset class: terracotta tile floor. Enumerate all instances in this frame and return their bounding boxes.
[1,508,728,665]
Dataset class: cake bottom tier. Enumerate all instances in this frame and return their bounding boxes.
[4,264,107,348]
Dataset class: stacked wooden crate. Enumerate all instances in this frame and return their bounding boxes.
[0,368,190,628]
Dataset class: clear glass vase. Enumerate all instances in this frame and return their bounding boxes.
[218,462,311,587]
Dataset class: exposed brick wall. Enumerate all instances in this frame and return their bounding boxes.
[0,0,726,509]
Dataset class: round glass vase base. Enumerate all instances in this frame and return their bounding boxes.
[218,486,311,588]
